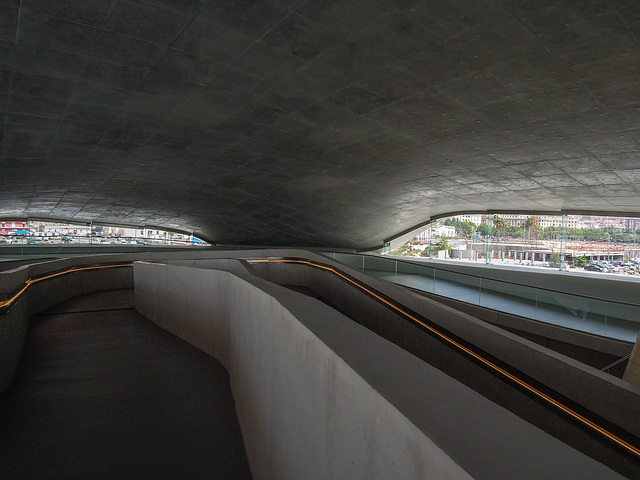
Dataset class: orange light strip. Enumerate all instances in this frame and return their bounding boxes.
[247,258,640,458]
[0,263,133,310]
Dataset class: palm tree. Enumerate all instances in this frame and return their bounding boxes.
[493,215,508,242]
[524,216,539,245]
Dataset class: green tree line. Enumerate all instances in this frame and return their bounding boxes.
[444,216,640,243]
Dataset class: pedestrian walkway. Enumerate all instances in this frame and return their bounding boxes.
[0,289,251,479]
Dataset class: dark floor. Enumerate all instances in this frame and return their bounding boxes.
[0,289,252,480]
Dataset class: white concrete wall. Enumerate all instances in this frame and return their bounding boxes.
[135,262,472,480]
[134,260,625,480]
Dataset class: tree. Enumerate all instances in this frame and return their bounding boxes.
[459,221,475,238]
[493,215,507,240]
[477,222,489,237]
[543,226,560,240]
[576,255,587,268]
[506,225,523,238]
[524,216,540,244]
[436,236,452,256]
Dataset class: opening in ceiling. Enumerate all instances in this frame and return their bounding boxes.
[0,219,209,247]
[385,213,640,276]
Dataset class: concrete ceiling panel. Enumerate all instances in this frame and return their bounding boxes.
[1,0,640,248]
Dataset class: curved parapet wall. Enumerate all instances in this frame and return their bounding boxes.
[0,260,134,391]
[134,258,627,480]
[0,249,232,392]
[249,256,640,442]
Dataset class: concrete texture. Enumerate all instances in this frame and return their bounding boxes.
[135,259,628,479]
[0,289,251,479]
[1,2,640,248]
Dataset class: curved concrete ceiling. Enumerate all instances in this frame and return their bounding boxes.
[1,1,639,249]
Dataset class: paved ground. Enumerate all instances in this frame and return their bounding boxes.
[0,289,251,479]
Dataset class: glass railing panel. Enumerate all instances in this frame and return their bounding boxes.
[535,290,609,337]
[333,252,363,270]
[396,261,429,275]
[434,269,481,304]
[362,255,395,273]
[478,278,537,318]
[321,252,640,342]
[393,260,436,292]
[603,302,640,343]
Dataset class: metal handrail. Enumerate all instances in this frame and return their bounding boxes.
[0,263,134,312]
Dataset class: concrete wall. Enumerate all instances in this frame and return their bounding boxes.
[134,259,625,480]
[253,260,640,443]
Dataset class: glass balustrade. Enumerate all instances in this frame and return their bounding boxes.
[324,252,640,343]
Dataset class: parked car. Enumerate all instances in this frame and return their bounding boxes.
[584,264,605,272]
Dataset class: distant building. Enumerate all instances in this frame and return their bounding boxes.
[0,220,28,235]
[536,216,584,229]
[455,214,482,225]
[586,216,625,229]
[413,224,456,242]
[495,214,586,229]
[31,221,90,236]
[414,229,430,242]
[435,225,456,237]
[501,214,526,226]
